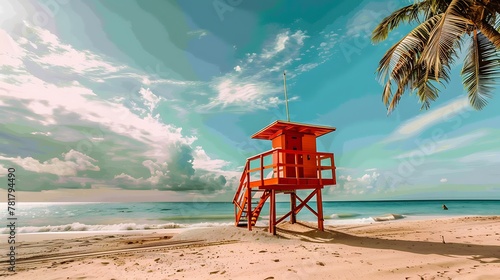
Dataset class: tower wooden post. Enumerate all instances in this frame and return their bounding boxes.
[290,191,297,224]
[247,173,252,231]
[269,189,276,235]
[317,188,324,231]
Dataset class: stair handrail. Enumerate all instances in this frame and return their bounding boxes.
[233,161,250,204]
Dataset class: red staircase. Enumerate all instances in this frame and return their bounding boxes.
[233,161,271,227]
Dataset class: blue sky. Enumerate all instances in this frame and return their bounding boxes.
[0,0,499,202]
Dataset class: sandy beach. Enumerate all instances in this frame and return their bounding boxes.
[1,216,499,280]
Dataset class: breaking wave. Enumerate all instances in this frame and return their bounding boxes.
[372,213,406,222]
[328,213,361,219]
[1,221,233,234]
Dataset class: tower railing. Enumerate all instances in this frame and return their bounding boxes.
[244,148,335,184]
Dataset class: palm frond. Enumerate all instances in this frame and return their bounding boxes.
[415,70,440,110]
[425,0,455,19]
[418,84,440,110]
[387,67,415,114]
[385,60,418,114]
[387,49,451,113]
[375,0,500,112]
[473,1,500,34]
[461,30,500,110]
[478,20,500,49]
[382,79,392,106]
[387,85,404,113]
[372,1,429,43]
[377,15,442,81]
[486,1,500,14]
[420,0,470,81]
[387,64,440,113]
[377,15,442,112]
[496,13,500,32]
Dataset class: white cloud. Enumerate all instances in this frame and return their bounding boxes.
[200,27,333,112]
[246,53,257,63]
[267,58,294,73]
[114,173,143,185]
[201,77,282,111]
[394,130,489,159]
[440,178,448,183]
[200,28,322,111]
[291,30,309,45]
[0,29,25,68]
[114,154,235,192]
[31,132,52,136]
[4,23,191,91]
[108,72,196,87]
[385,97,471,143]
[0,150,99,176]
[331,171,381,196]
[0,67,196,162]
[0,1,19,26]
[139,87,161,113]
[360,172,380,183]
[115,160,167,186]
[296,63,319,73]
[0,24,234,181]
[338,171,380,185]
[192,146,228,172]
[459,151,500,163]
[275,33,289,53]
[258,30,310,62]
[262,31,290,59]
[21,23,124,76]
[316,31,338,57]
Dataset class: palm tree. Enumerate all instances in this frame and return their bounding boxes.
[372,0,500,114]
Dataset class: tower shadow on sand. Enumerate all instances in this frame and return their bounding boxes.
[274,221,500,264]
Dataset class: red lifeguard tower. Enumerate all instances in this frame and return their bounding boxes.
[232,120,336,234]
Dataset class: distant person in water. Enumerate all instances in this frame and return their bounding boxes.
[442,204,448,210]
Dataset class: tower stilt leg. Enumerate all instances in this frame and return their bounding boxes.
[316,188,324,231]
[247,185,252,231]
[290,191,297,224]
[269,189,276,235]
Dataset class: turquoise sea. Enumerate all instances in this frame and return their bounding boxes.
[1,200,499,234]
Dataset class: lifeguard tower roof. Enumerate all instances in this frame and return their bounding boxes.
[251,120,336,140]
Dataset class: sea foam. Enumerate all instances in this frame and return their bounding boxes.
[372,213,406,222]
[328,213,361,219]
[0,222,230,234]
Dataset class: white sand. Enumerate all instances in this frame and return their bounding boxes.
[1,216,499,280]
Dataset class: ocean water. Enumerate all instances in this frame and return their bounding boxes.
[1,200,499,234]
